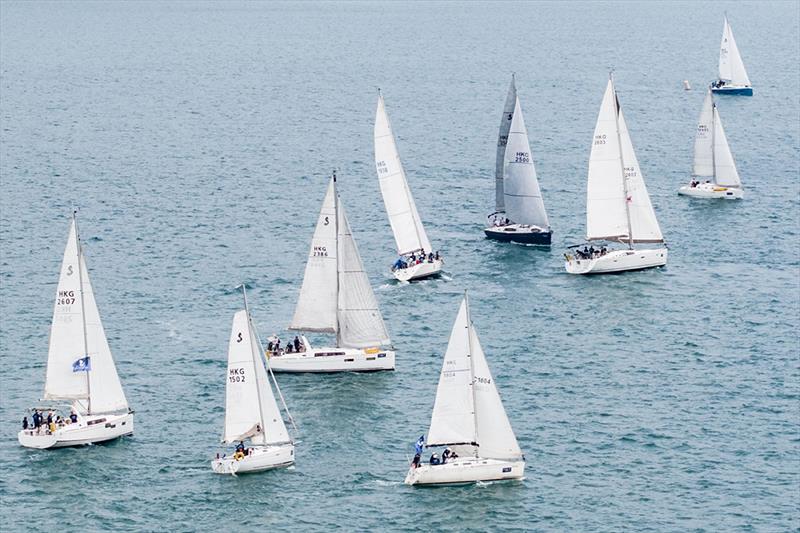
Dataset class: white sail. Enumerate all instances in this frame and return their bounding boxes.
[223,310,290,445]
[719,16,751,86]
[43,218,128,414]
[617,106,664,243]
[692,90,715,178]
[374,94,433,255]
[712,106,741,188]
[290,180,338,333]
[503,96,549,229]
[495,75,517,212]
[586,80,628,241]
[336,193,391,348]
[426,299,476,453]
[469,324,522,461]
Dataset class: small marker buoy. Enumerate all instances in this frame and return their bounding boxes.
[683,80,691,91]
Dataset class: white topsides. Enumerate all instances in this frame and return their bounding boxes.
[586,78,664,244]
[43,216,128,415]
[719,15,751,86]
[495,74,517,213]
[374,93,434,256]
[503,95,549,229]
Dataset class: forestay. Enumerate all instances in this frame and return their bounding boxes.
[495,74,517,213]
[692,90,715,178]
[43,218,128,414]
[223,310,290,446]
[712,106,741,188]
[719,16,751,86]
[374,94,433,255]
[290,180,338,333]
[503,96,549,229]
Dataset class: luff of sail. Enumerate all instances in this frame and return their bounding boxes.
[290,180,338,333]
[692,91,715,178]
[719,16,751,87]
[374,94,433,256]
[712,106,741,188]
[503,96,549,229]
[495,75,517,213]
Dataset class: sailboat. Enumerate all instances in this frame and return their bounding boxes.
[269,172,395,373]
[18,213,133,449]
[679,89,743,199]
[212,287,295,475]
[710,15,753,95]
[374,91,444,282]
[565,75,668,275]
[485,76,552,245]
[405,293,525,486]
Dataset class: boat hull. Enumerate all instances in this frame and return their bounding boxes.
[211,444,294,475]
[710,84,753,96]
[565,248,668,275]
[404,457,525,486]
[678,184,743,199]
[18,412,134,449]
[269,347,395,373]
[392,259,442,282]
[484,224,552,245]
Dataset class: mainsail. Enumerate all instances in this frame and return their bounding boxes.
[374,93,433,256]
[495,74,517,213]
[503,96,549,229]
[43,216,128,414]
[719,16,751,87]
[223,308,290,445]
[291,176,390,348]
[586,79,663,244]
[692,90,715,178]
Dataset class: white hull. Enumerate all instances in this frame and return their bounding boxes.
[18,412,133,449]
[565,248,668,275]
[404,457,525,486]
[269,347,395,373]
[678,184,743,199]
[211,443,294,475]
[393,259,443,282]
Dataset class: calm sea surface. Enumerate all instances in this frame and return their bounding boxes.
[1,1,798,531]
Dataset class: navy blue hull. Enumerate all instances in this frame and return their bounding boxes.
[484,229,552,245]
[711,86,753,96]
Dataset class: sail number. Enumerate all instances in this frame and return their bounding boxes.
[498,134,508,147]
[514,152,530,163]
[229,368,246,383]
[624,166,637,178]
[474,376,492,385]
[594,134,607,146]
[313,246,328,257]
[57,290,76,305]
[376,160,389,175]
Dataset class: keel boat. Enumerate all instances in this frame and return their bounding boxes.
[485,76,552,245]
[374,91,443,281]
[212,287,295,475]
[565,75,668,275]
[18,213,133,449]
[710,15,752,95]
[269,173,395,373]
[679,89,743,199]
[404,293,525,486]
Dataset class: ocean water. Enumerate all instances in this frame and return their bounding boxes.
[1,1,798,531]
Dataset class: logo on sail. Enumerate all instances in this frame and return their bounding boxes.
[72,356,91,372]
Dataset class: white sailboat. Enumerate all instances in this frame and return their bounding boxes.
[405,293,525,485]
[374,91,444,282]
[269,172,395,373]
[18,213,133,449]
[710,15,753,95]
[211,287,295,475]
[565,75,668,275]
[485,77,552,245]
[679,89,743,199]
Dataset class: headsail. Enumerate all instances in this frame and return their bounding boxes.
[495,74,517,213]
[374,93,433,255]
[719,16,751,86]
[712,106,741,188]
[503,96,549,229]
[692,90,715,178]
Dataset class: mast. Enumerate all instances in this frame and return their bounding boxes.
[711,100,717,184]
[464,291,479,457]
[73,211,92,414]
[242,285,268,443]
[610,74,634,249]
[333,170,342,348]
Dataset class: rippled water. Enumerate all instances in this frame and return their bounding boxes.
[1,1,798,531]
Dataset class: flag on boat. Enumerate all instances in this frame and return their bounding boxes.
[72,356,91,372]
[415,435,425,454]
